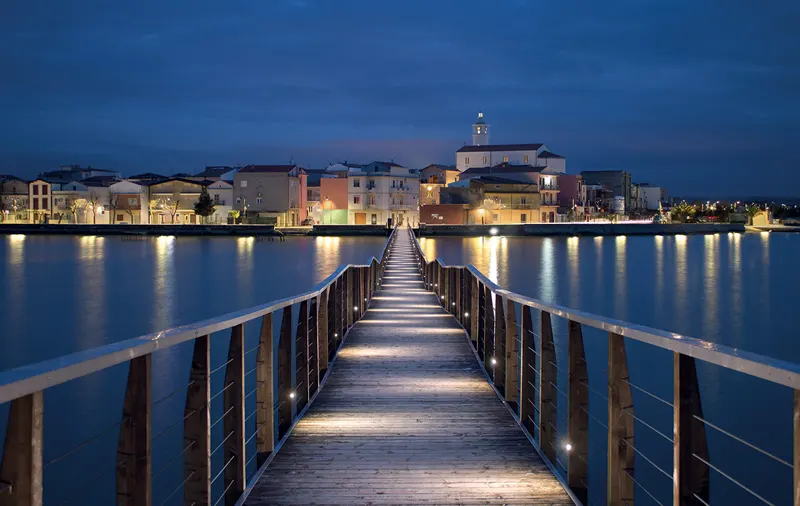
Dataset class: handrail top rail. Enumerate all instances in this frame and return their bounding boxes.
[0,227,398,405]
[410,229,800,391]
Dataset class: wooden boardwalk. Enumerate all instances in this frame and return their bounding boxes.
[246,230,572,505]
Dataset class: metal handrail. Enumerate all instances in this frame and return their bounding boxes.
[0,227,398,404]
[411,233,800,390]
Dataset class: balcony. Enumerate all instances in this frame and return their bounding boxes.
[389,203,416,210]
[390,186,410,193]
[540,184,559,191]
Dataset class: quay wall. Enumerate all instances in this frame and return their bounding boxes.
[416,223,746,237]
[310,225,391,236]
[0,223,278,236]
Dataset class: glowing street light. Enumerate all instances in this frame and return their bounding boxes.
[490,357,497,366]
[289,392,296,399]
[565,443,573,452]
[464,312,469,317]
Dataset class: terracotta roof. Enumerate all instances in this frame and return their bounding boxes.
[456,143,544,153]
[239,165,305,174]
[539,151,564,159]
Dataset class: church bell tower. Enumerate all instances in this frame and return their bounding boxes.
[472,111,489,146]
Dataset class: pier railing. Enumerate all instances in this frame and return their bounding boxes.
[0,227,397,506]
[410,229,800,506]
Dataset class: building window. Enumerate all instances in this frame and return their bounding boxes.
[33,199,39,210]
[240,180,247,188]
[369,195,375,205]
[236,197,241,204]
[483,156,488,164]
[524,155,529,163]
[353,196,360,204]
[214,194,219,203]
[353,179,360,188]
[503,156,508,163]
[476,127,481,134]
[371,214,377,225]
[42,186,48,195]
[521,213,527,223]
[465,157,470,165]
[42,198,48,210]
[128,198,137,205]
[33,185,39,196]
[493,213,499,221]
[257,197,262,204]
[520,196,527,205]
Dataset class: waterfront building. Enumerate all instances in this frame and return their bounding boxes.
[638,183,667,211]
[182,166,240,183]
[38,164,121,184]
[206,180,233,224]
[580,170,632,212]
[455,112,566,173]
[27,179,55,223]
[148,177,211,224]
[305,169,329,225]
[347,161,420,226]
[419,164,459,206]
[0,175,29,223]
[319,175,349,225]
[233,165,307,226]
[557,174,592,219]
[128,172,167,183]
[108,180,150,224]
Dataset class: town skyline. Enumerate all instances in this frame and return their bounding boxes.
[2,0,798,197]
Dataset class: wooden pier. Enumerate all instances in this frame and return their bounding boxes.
[1,226,799,506]
[244,230,571,504]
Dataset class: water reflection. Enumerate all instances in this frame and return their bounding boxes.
[5,236,26,356]
[567,236,579,306]
[77,236,106,349]
[703,234,719,338]
[654,235,664,313]
[487,237,499,283]
[237,237,255,303]
[541,237,555,303]
[594,236,603,305]
[729,233,742,333]
[154,236,175,330]
[760,232,769,311]
[675,234,688,323]
[614,236,627,319]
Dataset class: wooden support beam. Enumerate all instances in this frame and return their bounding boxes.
[483,285,494,374]
[334,278,342,353]
[255,313,274,467]
[477,281,485,360]
[608,332,635,506]
[308,297,319,397]
[0,391,43,506]
[277,306,293,438]
[223,324,245,506]
[539,311,557,464]
[295,300,309,413]
[505,299,520,411]
[520,305,536,436]
[673,352,709,506]
[796,390,800,506]
[116,354,151,506]
[494,296,506,394]
[318,290,329,379]
[184,335,210,506]
[346,269,353,329]
[567,320,588,505]
[470,275,479,347]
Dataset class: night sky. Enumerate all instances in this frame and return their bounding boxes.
[1,0,798,196]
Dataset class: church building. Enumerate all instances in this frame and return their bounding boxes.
[455,112,566,173]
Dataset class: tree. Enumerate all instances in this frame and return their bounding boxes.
[671,201,695,223]
[109,194,120,224]
[193,186,216,224]
[71,198,88,223]
[745,203,761,224]
[229,210,240,224]
[167,198,180,224]
[86,192,101,224]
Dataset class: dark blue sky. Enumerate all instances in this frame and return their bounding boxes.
[1,0,798,196]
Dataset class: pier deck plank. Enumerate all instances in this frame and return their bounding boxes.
[246,230,572,505]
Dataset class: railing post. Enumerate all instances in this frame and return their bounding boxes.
[539,311,557,464]
[223,324,245,505]
[505,299,520,411]
[567,320,588,505]
[255,313,274,467]
[318,290,329,379]
[346,269,354,330]
[520,305,536,437]
[477,281,485,360]
[295,300,309,413]
[335,278,342,352]
[0,391,43,506]
[277,306,292,438]
[673,352,709,506]
[308,297,319,397]
[494,296,506,394]
[184,335,210,506]
[470,275,479,347]
[116,354,151,506]
[483,286,495,376]
[795,390,800,506]
[608,332,635,506]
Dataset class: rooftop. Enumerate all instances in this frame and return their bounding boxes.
[195,166,236,178]
[239,165,305,174]
[538,151,564,159]
[457,143,544,153]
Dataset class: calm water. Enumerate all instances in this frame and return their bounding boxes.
[420,232,799,505]
[0,232,797,504]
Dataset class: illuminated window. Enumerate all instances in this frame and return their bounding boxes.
[240,180,247,188]
[476,127,481,134]
[524,155,529,163]
[353,196,360,204]
[483,156,488,164]
[503,156,508,163]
